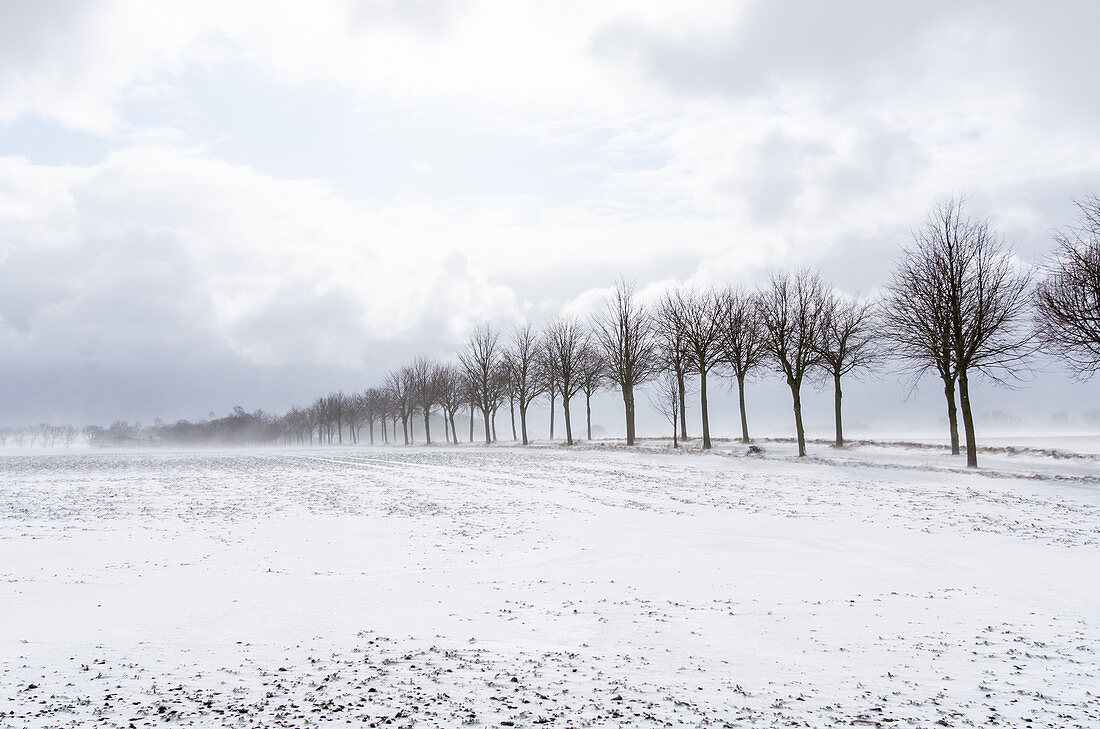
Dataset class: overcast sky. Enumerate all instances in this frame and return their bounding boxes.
[2,1,1100,434]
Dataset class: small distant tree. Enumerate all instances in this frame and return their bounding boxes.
[82,425,105,447]
[592,279,659,445]
[576,344,607,441]
[385,369,414,445]
[718,286,767,444]
[459,324,505,445]
[758,269,829,457]
[325,392,349,444]
[815,291,879,448]
[1036,193,1100,377]
[436,365,466,445]
[544,317,589,446]
[411,356,443,445]
[538,338,560,441]
[653,297,691,441]
[661,286,725,449]
[504,324,545,445]
[648,369,681,448]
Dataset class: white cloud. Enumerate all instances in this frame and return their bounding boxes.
[2,1,1100,422]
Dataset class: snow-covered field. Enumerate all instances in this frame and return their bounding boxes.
[2,442,1099,728]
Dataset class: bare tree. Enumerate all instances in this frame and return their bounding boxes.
[815,291,879,448]
[489,363,509,442]
[503,365,518,441]
[647,369,681,448]
[1036,193,1100,376]
[436,365,466,445]
[661,286,725,450]
[887,198,1032,467]
[503,324,544,445]
[411,356,442,445]
[538,337,560,441]
[718,286,767,444]
[758,269,828,457]
[362,388,385,445]
[385,368,414,445]
[653,296,691,441]
[325,391,349,444]
[882,242,961,455]
[459,324,505,445]
[544,317,589,446]
[577,343,607,441]
[592,279,659,445]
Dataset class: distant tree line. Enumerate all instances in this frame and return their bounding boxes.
[9,196,1100,468]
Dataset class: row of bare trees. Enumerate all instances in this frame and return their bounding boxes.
[326,195,1093,469]
[48,194,1100,467]
[0,424,79,448]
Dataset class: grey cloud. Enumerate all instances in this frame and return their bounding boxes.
[591,1,1100,130]
[591,2,943,104]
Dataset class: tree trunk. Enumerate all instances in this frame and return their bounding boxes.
[510,398,517,441]
[943,377,960,456]
[790,379,807,457]
[423,412,431,445]
[549,393,556,441]
[585,391,592,441]
[563,395,574,445]
[737,373,750,444]
[833,371,844,448]
[623,385,636,445]
[401,416,409,445]
[443,413,450,444]
[520,404,529,445]
[483,408,492,445]
[958,369,978,468]
[699,369,711,450]
[491,409,498,442]
[449,413,458,446]
[672,395,679,448]
[677,371,687,440]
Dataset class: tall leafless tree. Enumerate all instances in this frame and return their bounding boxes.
[1036,193,1100,377]
[886,198,1032,467]
[662,286,725,450]
[459,324,505,445]
[718,286,767,444]
[592,279,659,445]
[814,291,879,448]
[503,324,544,445]
[758,269,828,457]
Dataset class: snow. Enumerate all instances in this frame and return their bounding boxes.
[2,442,1098,727]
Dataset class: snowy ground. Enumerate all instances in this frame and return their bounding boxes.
[2,441,1099,728]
